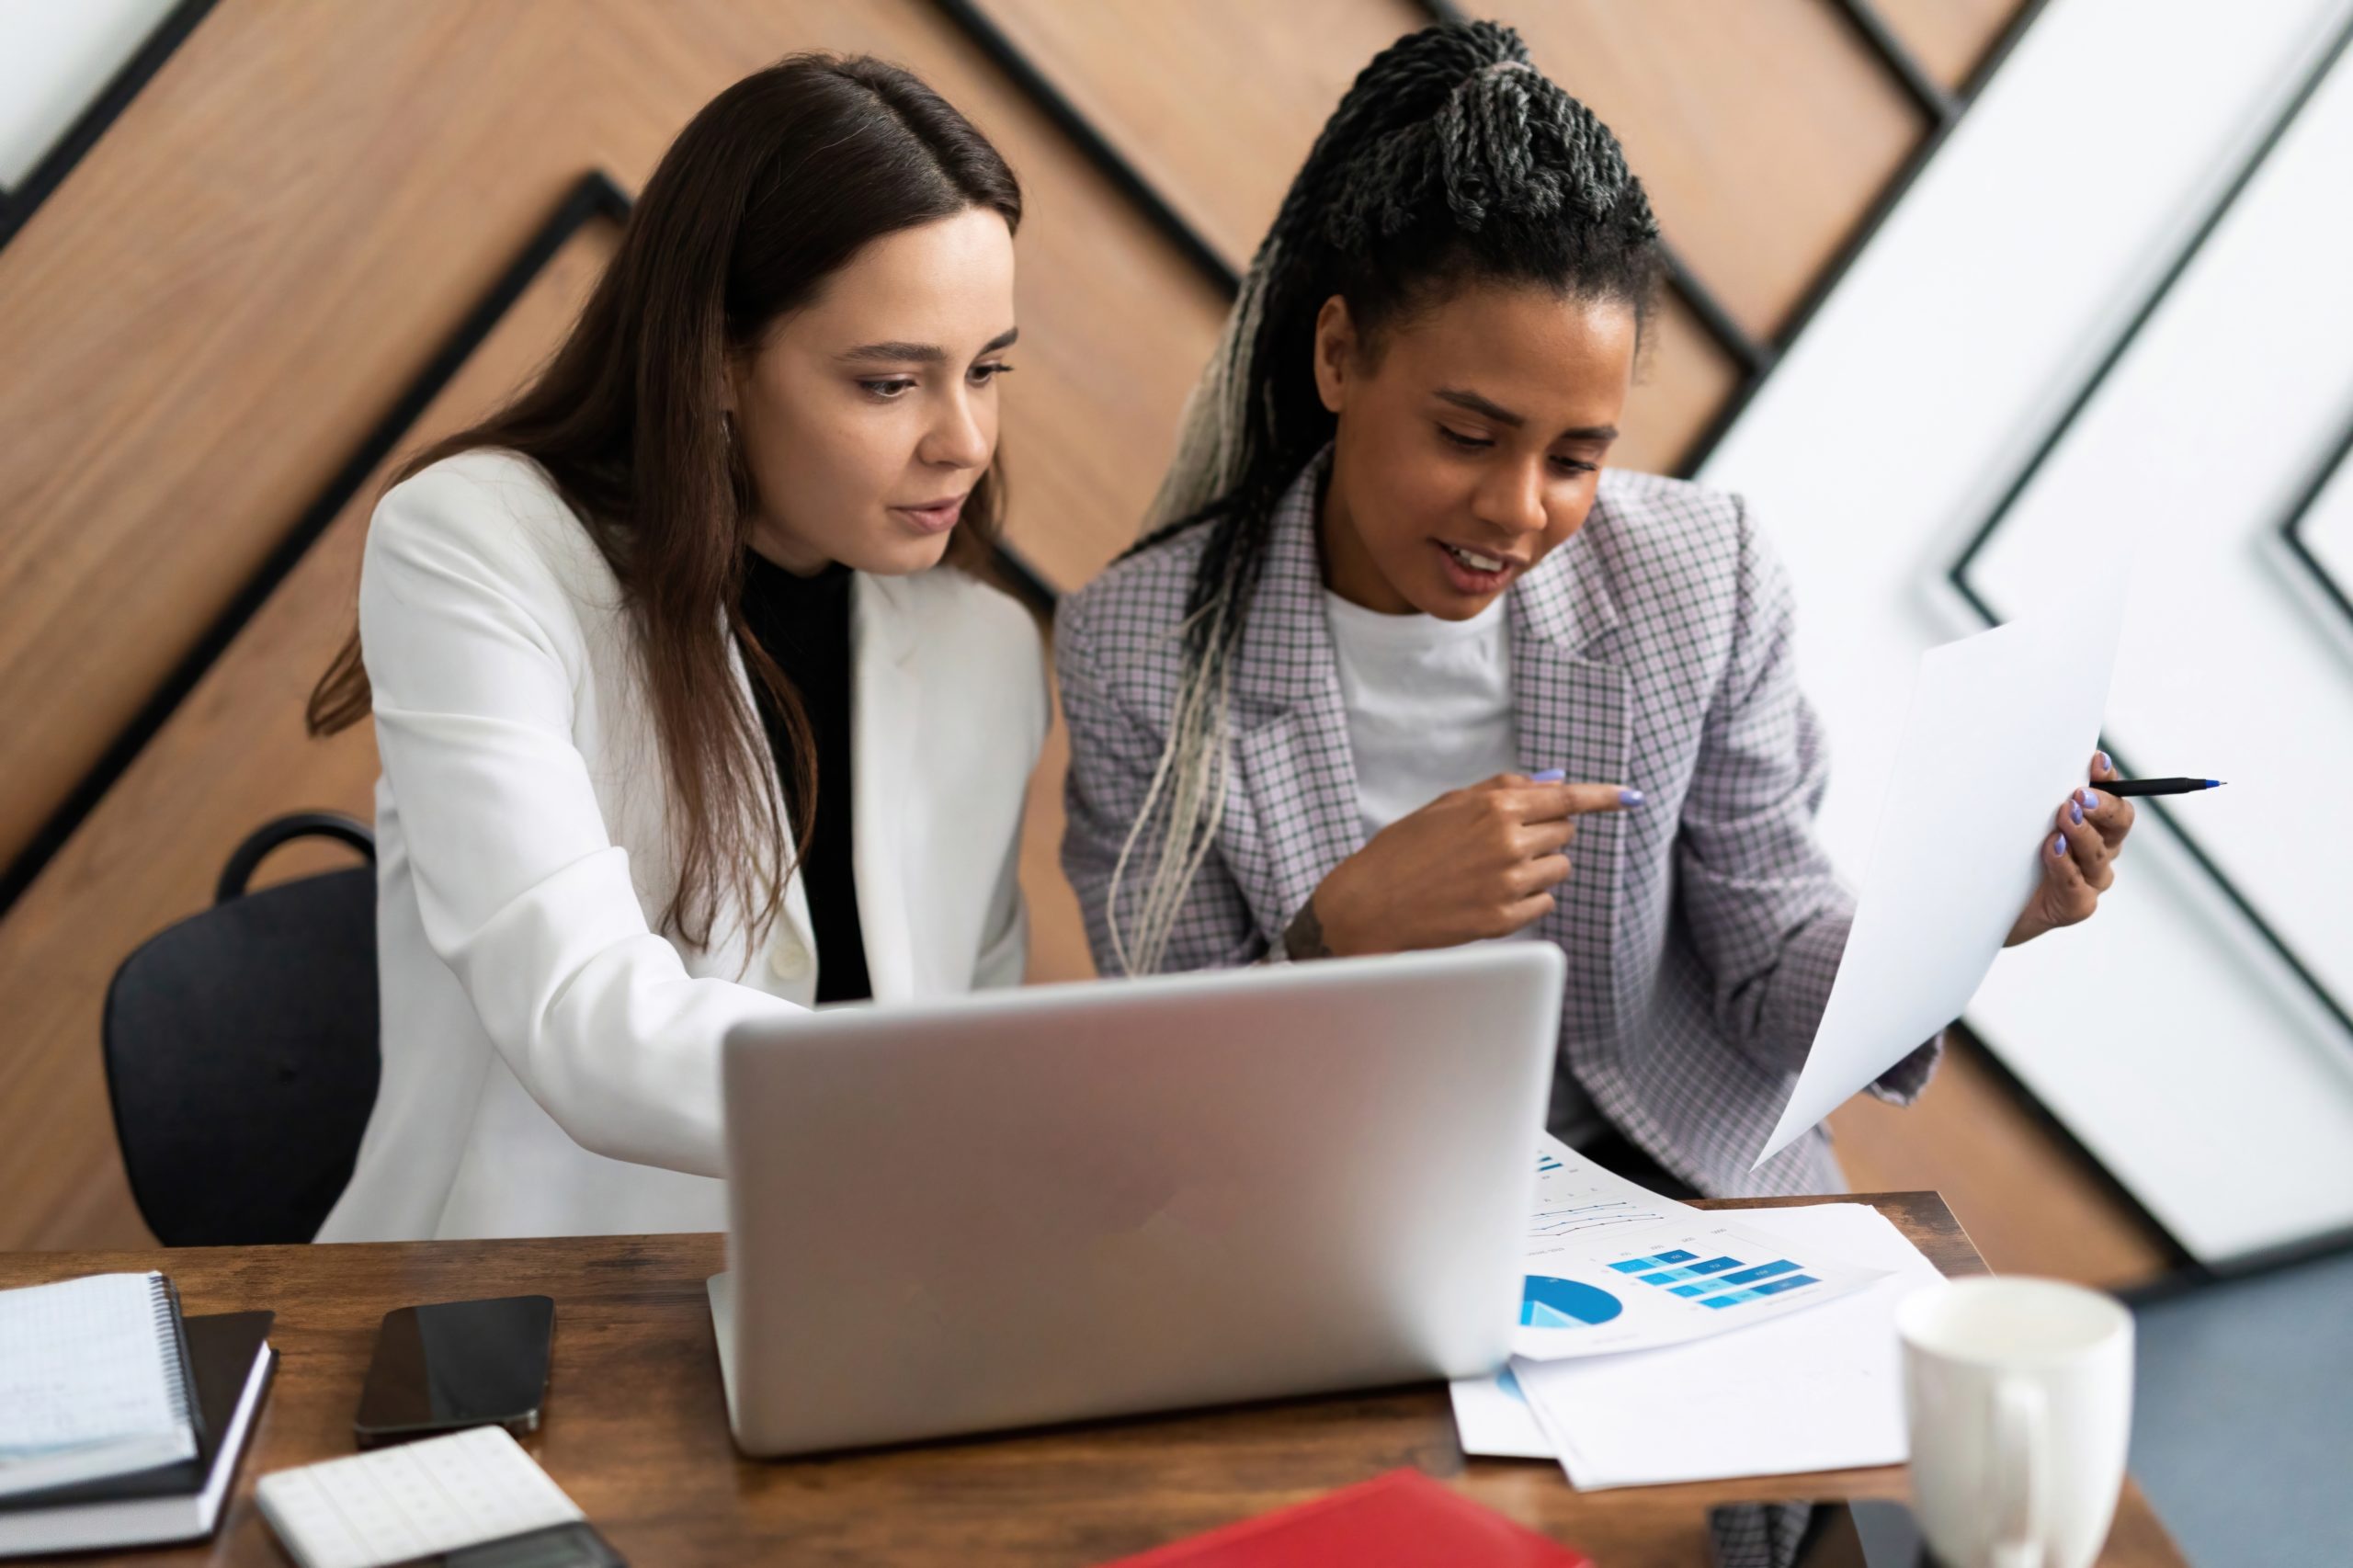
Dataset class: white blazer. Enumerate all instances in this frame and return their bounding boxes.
[316,449,1047,1242]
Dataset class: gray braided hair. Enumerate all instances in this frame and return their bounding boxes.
[1107,18,1663,976]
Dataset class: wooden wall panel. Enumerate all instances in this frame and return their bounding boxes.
[983,0,1428,267]
[0,224,618,1252]
[1487,0,1926,341]
[0,3,592,879]
[0,0,1229,892]
[1619,291,1744,476]
[1872,0,2025,89]
[1829,1031,2174,1287]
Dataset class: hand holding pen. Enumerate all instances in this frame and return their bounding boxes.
[2005,749,2177,947]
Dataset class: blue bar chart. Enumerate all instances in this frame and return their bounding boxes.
[1608,1246,1824,1312]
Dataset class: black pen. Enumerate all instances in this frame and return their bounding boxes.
[2094,777,2225,798]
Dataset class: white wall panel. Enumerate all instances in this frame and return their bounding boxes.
[1699,0,2353,1264]
[1971,43,2353,1012]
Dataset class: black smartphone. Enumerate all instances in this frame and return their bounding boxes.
[355,1295,556,1449]
[1707,1499,1927,1568]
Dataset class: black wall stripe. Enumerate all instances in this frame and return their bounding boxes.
[1832,0,1962,125]
[0,0,221,255]
[2279,408,2353,631]
[927,0,1239,298]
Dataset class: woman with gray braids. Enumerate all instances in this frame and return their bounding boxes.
[1055,19,2134,1198]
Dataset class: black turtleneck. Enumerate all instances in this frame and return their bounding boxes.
[737,552,871,1004]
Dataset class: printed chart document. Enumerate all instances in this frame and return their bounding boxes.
[1447,1364,1553,1460]
[1508,1139,1886,1361]
[1511,1202,1946,1490]
[1757,572,2129,1165]
[1452,1146,1902,1458]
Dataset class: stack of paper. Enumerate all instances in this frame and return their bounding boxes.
[1449,1139,1944,1490]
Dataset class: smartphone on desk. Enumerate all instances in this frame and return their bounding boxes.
[1708,1500,1927,1568]
[356,1295,556,1448]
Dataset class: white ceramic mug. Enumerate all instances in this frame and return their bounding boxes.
[1897,1277,2134,1568]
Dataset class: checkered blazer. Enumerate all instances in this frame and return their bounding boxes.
[1055,452,1941,1198]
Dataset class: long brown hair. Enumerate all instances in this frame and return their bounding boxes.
[309,54,1021,949]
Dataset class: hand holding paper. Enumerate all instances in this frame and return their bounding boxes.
[1756,573,2130,1165]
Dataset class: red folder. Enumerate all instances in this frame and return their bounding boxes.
[1099,1469,1593,1567]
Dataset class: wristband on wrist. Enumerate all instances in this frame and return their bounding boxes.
[1281,896,1336,961]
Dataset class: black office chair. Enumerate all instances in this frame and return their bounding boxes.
[103,812,381,1244]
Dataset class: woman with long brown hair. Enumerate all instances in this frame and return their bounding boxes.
[310,54,1045,1241]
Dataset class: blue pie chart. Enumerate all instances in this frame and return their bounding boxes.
[1519,1274,1623,1329]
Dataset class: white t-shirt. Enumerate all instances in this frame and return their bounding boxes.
[1323,590,1520,835]
[1323,589,1600,1144]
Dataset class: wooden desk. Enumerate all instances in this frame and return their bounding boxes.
[2,1194,2184,1566]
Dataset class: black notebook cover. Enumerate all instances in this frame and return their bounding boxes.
[0,1312,274,1513]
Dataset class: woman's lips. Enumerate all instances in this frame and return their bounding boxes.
[893,494,966,535]
[1433,538,1516,595]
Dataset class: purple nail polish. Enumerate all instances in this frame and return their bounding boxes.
[1532,768,1565,783]
[2096,751,2109,774]
[2053,835,2066,857]
[1620,788,1645,807]
[2071,802,2084,825]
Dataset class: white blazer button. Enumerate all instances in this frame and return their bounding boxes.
[768,928,812,981]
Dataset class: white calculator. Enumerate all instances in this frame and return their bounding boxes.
[256,1426,623,1567]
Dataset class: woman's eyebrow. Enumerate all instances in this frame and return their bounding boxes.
[1435,386,1617,442]
[835,325,1018,366]
[1437,386,1523,426]
[837,341,945,365]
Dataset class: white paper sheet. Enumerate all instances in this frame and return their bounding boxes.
[1510,1203,1947,1490]
[1524,1131,1698,1235]
[1447,1364,1553,1460]
[1756,574,2130,1164]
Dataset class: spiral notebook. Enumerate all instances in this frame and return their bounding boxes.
[0,1273,203,1499]
[0,1312,274,1558]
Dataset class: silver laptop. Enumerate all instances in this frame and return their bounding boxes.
[708,943,1563,1456]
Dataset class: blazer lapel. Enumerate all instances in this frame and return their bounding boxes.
[1226,458,1364,941]
[1510,522,1631,1046]
[851,572,921,1002]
